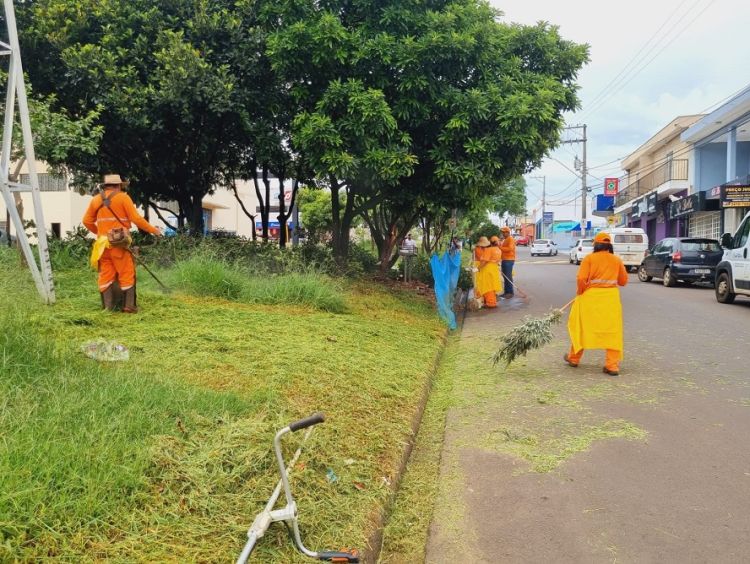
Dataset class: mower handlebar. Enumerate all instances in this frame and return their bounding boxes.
[288,412,325,432]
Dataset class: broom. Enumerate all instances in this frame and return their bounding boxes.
[492,297,575,366]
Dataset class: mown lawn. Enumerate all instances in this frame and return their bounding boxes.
[0,247,445,562]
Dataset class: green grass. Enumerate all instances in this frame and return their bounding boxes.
[0,246,445,562]
[172,255,347,312]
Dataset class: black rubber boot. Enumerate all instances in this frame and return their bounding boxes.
[101,286,116,311]
[122,286,138,313]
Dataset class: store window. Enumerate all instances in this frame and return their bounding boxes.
[688,212,721,240]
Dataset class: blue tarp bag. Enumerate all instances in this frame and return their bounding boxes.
[430,250,461,330]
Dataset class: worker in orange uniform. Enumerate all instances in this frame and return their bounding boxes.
[498,226,516,298]
[475,236,502,308]
[564,231,628,376]
[82,174,161,312]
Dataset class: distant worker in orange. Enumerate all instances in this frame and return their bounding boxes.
[82,174,161,312]
[475,236,502,308]
[565,231,628,376]
[499,226,516,298]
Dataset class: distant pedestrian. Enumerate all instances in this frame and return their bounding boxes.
[402,233,417,253]
[565,231,628,376]
[499,226,516,298]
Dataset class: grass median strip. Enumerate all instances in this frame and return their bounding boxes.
[0,248,445,562]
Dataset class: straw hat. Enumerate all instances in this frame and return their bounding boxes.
[102,174,130,189]
[477,236,491,247]
[594,231,611,243]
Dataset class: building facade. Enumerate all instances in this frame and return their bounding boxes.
[681,85,750,239]
[614,115,703,243]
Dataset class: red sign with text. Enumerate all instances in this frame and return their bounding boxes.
[604,178,619,196]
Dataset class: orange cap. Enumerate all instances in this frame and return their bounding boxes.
[594,231,611,243]
[490,235,500,243]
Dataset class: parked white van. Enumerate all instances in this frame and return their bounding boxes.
[715,211,750,304]
[610,227,649,271]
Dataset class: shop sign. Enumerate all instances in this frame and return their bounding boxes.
[631,197,645,218]
[721,185,750,208]
[604,178,619,196]
[646,192,658,215]
[543,211,554,224]
[708,185,722,199]
[669,192,703,219]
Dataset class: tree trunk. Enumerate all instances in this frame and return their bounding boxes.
[230,179,257,241]
[330,177,352,268]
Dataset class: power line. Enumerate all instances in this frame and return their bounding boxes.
[582,0,693,112]
[581,0,715,120]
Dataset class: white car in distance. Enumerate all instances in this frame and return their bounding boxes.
[530,239,558,256]
[569,238,594,265]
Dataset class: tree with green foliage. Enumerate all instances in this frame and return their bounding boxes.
[297,187,333,243]
[18,0,259,235]
[267,0,587,266]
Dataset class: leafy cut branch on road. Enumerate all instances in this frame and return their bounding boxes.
[0,246,445,562]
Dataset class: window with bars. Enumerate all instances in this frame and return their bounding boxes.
[688,211,721,240]
[19,173,67,192]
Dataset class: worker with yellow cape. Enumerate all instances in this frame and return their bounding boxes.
[565,231,628,375]
[474,236,502,308]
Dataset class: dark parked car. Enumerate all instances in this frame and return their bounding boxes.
[637,237,723,287]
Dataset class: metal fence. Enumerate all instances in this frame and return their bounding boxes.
[19,173,67,192]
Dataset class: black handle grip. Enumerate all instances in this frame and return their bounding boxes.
[318,550,359,562]
[288,412,325,432]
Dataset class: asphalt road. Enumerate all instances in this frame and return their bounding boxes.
[426,246,750,563]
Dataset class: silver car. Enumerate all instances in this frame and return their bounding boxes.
[530,239,558,256]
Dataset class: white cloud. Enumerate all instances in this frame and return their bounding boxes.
[498,0,750,220]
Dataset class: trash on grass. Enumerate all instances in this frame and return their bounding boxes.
[81,339,130,362]
[326,468,339,483]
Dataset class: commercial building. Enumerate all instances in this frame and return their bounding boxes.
[614,115,703,242]
[681,84,750,238]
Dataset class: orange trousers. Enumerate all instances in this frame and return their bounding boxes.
[483,291,497,308]
[98,247,135,291]
[567,345,621,372]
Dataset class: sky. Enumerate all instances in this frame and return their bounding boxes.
[491,0,750,223]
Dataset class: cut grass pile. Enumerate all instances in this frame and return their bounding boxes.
[0,247,445,562]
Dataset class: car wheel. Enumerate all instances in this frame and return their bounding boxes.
[637,265,652,282]
[663,267,677,287]
[716,273,736,304]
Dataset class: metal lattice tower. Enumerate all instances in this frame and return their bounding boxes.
[0,0,55,303]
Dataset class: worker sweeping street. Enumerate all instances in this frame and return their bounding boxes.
[499,226,516,298]
[564,231,628,375]
[82,174,162,312]
[475,235,502,308]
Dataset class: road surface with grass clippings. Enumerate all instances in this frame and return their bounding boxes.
[425,250,750,563]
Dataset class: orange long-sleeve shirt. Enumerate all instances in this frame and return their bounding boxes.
[576,251,628,295]
[500,235,516,261]
[480,246,502,265]
[82,188,160,236]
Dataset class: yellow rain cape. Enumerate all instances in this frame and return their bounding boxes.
[567,287,624,355]
[90,236,109,269]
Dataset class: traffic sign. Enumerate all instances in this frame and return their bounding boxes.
[543,211,554,224]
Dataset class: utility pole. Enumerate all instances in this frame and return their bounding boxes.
[531,175,546,238]
[562,124,588,235]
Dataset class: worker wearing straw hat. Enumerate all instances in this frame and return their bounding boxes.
[564,231,628,375]
[475,236,502,308]
[83,174,162,312]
